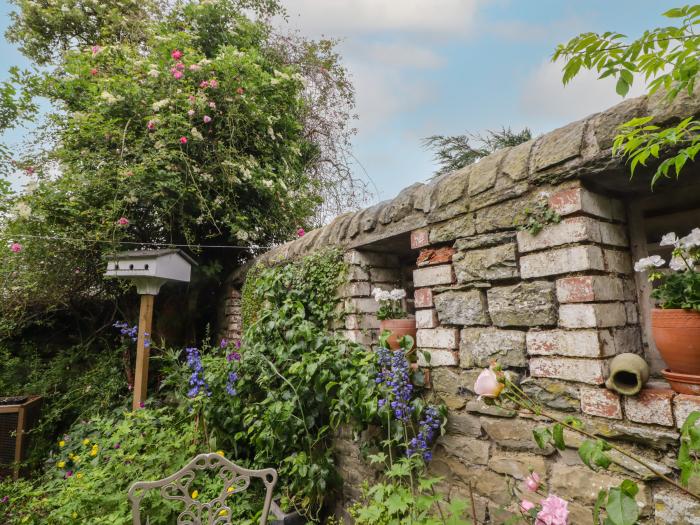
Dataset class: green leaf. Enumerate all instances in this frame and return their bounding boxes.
[578,439,612,470]
[533,427,552,449]
[552,423,566,450]
[594,489,607,524]
[616,77,630,96]
[605,482,640,525]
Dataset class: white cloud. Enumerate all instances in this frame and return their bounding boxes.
[361,42,446,69]
[520,58,647,126]
[283,0,479,37]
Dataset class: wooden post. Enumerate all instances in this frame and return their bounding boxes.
[133,294,155,410]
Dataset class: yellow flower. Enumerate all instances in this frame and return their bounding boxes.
[74,456,81,463]
[90,445,98,457]
[57,461,66,468]
[82,439,90,445]
[216,450,224,457]
[58,440,65,448]
[68,453,74,459]
[191,490,199,500]
[226,487,234,493]
[76,472,83,479]
[219,509,228,517]
[72,512,77,519]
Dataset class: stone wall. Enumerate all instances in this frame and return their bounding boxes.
[234,91,700,523]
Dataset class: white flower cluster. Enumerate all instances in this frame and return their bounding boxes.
[634,228,700,273]
[372,288,407,303]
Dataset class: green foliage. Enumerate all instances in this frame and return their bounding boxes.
[0,341,127,470]
[578,439,612,470]
[164,249,378,518]
[553,4,700,185]
[423,127,532,177]
[0,406,201,525]
[0,0,359,334]
[516,197,561,236]
[651,267,700,311]
[678,411,700,485]
[595,480,640,525]
[350,456,472,525]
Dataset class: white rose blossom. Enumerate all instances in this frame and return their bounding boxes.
[634,255,665,272]
[669,256,687,272]
[680,228,700,250]
[660,232,680,247]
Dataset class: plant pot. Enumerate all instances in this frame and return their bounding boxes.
[379,318,416,350]
[651,308,700,375]
[661,369,700,395]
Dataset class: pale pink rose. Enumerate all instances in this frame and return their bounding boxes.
[188,64,201,71]
[199,80,209,89]
[203,115,212,123]
[116,217,129,226]
[187,109,195,117]
[10,243,22,253]
[473,367,504,398]
[520,500,535,512]
[536,495,569,525]
[208,101,216,109]
[236,87,245,95]
[147,120,156,131]
[171,69,183,80]
[171,49,183,60]
[208,79,218,89]
[188,95,196,104]
[525,472,541,492]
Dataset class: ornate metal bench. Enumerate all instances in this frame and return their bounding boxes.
[128,452,286,525]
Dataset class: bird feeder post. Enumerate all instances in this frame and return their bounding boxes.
[104,249,196,410]
[133,293,155,410]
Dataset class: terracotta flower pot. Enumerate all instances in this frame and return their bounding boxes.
[651,308,700,375]
[379,318,416,350]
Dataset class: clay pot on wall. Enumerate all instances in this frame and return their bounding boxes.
[652,308,700,394]
[379,319,416,351]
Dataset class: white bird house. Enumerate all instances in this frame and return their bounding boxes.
[105,249,196,295]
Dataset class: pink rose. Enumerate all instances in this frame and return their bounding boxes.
[208,79,218,89]
[175,62,185,71]
[525,472,541,492]
[25,166,34,175]
[147,120,156,131]
[536,495,568,525]
[179,136,188,144]
[188,95,196,104]
[116,217,129,226]
[203,115,212,123]
[10,243,22,253]
[208,101,216,109]
[473,367,504,398]
[90,68,98,76]
[520,500,535,512]
[297,228,305,237]
[91,45,101,56]
[187,109,195,117]
[199,80,209,89]
[189,64,201,71]
[236,87,245,95]
[171,69,183,79]
[171,49,183,60]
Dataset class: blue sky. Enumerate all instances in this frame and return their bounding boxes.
[0,0,681,204]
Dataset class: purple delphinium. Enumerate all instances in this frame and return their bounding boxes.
[220,338,228,348]
[407,406,441,461]
[113,321,138,342]
[225,371,238,396]
[226,351,241,362]
[186,347,210,398]
[375,347,413,422]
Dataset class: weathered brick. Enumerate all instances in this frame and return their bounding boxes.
[460,327,526,368]
[347,265,369,281]
[344,314,380,330]
[530,357,609,385]
[342,330,373,346]
[487,453,547,480]
[415,308,439,329]
[487,281,557,327]
[673,395,700,429]
[624,388,675,427]
[526,329,616,358]
[411,228,430,249]
[340,281,371,297]
[654,489,700,525]
[369,267,401,283]
[548,186,625,222]
[556,275,625,303]
[417,349,459,367]
[429,214,476,243]
[624,302,639,324]
[559,303,627,328]
[417,328,459,349]
[434,290,489,326]
[580,386,622,419]
[603,249,633,274]
[344,250,399,267]
[520,245,605,278]
[414,288,434,308]
[344,297,379,314]
[417,246,456,267]
[452,243,518,282]
[516,216,599,253]
[437,434,490,465]
[413,265,454,287]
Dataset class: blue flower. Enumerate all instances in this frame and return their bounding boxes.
[407,406,441,461]
[186,347,210,398]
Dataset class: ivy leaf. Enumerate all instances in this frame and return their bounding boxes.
[533,427,552,449]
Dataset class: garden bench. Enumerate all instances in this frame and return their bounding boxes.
[128,452,290,524]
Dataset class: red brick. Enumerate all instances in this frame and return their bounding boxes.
[529,357,608,385]
[624,388,675,427]
[580,386,622,419]
[411,228,430,249]
[414,288,434,308]
[556,275,625,303]
[548,186,624,221]
[417,246,456,267]
[673,394,700,429]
